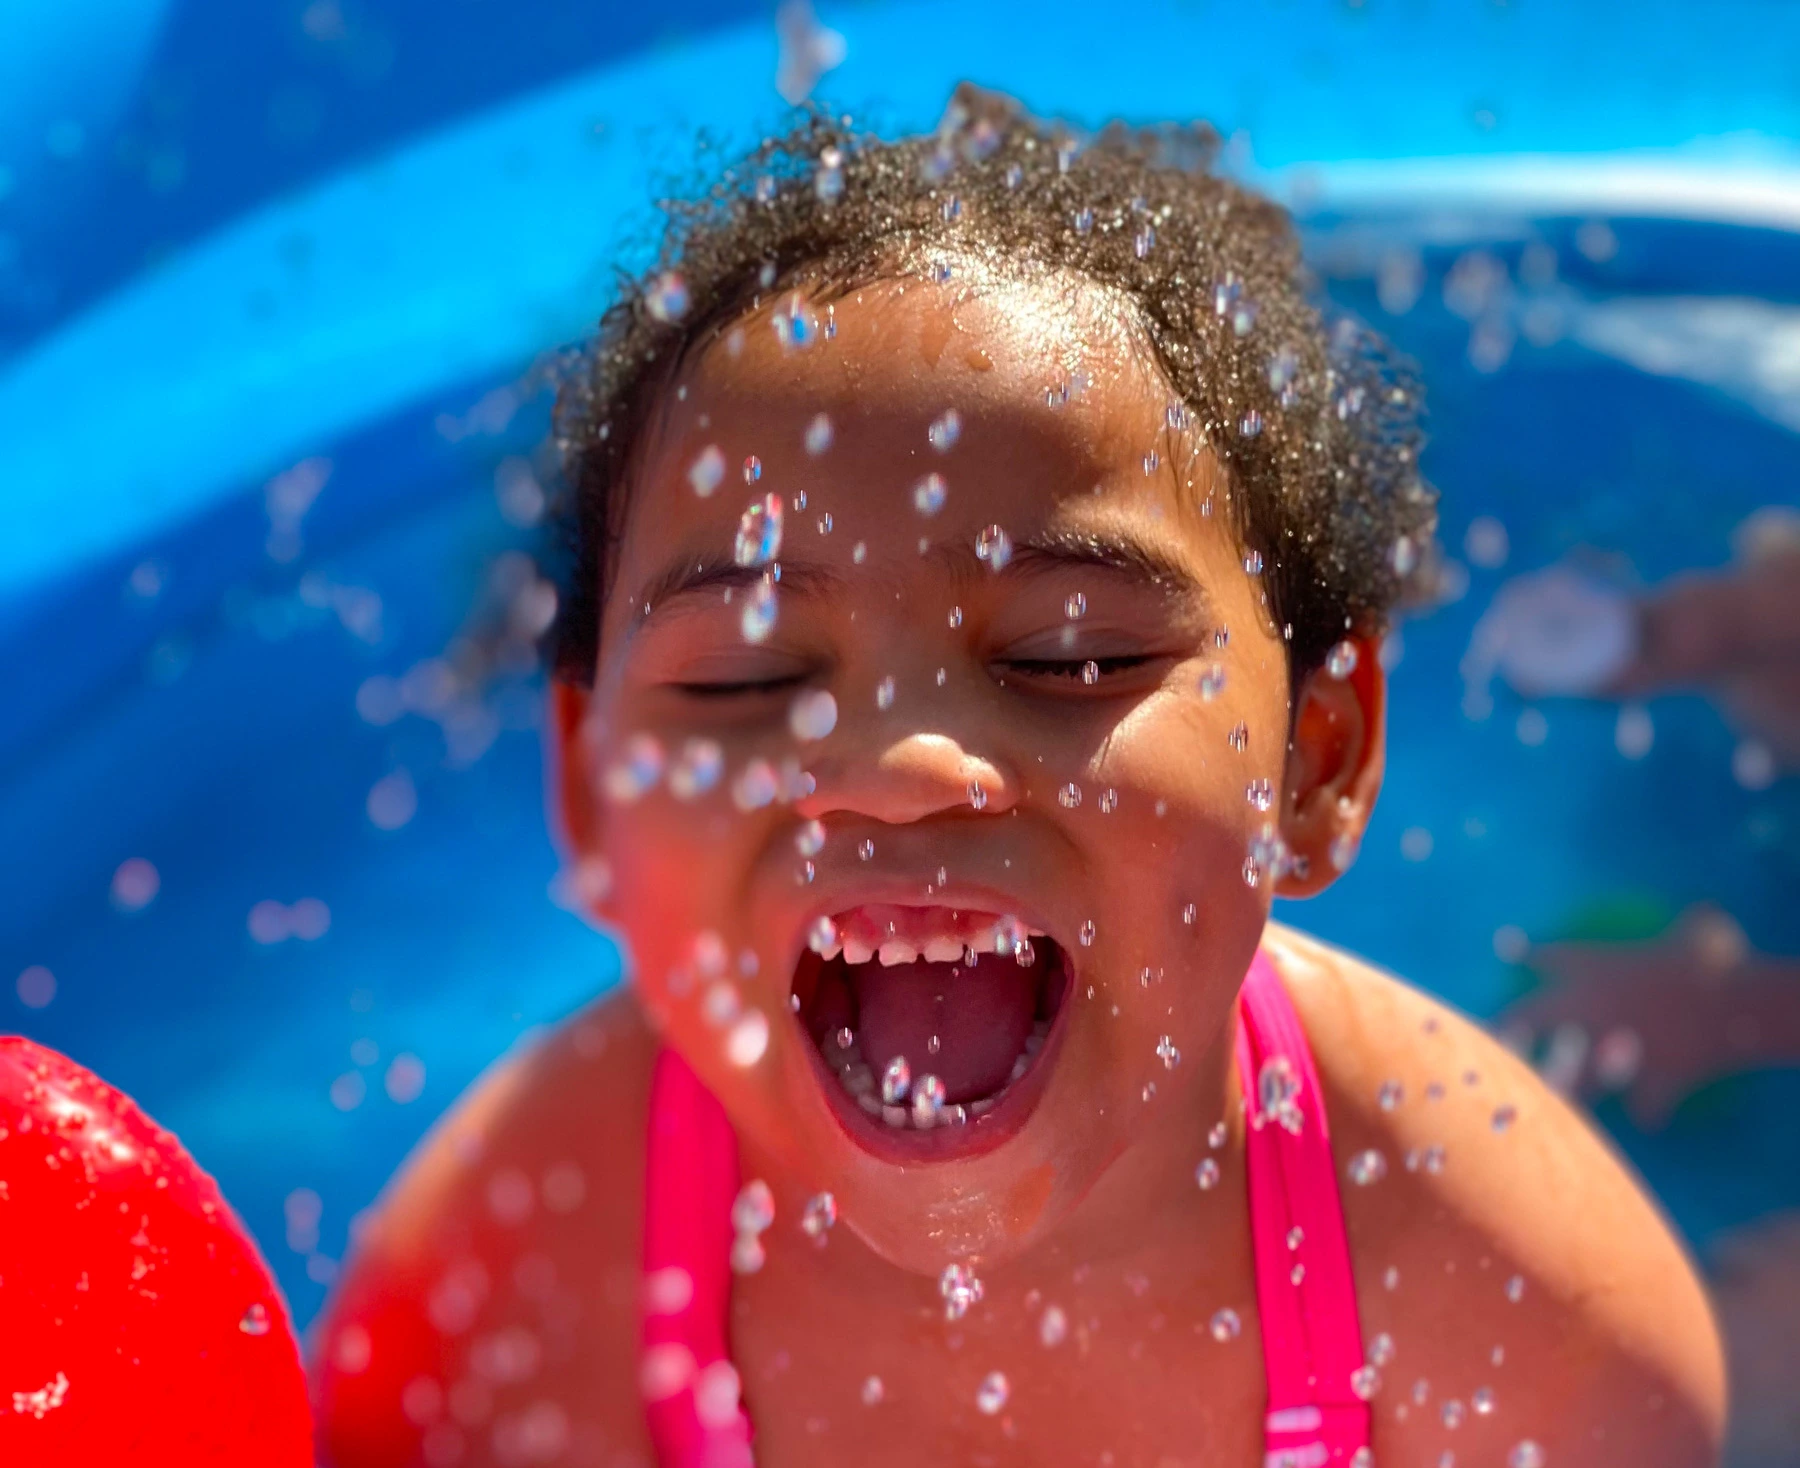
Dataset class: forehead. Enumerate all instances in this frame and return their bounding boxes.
[606,267,1233,632]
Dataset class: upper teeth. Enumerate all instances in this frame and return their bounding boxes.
[810,913,1048,967]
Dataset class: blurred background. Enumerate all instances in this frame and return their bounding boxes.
[2,1,1797,1461]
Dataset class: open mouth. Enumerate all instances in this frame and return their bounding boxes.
[790,903,1074,1157]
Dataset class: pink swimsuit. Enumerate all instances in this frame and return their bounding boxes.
[640,949,1371,1467]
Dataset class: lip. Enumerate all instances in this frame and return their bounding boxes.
[780,872,1079,1164]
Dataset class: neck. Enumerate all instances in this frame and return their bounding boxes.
[737,990,1247,1321]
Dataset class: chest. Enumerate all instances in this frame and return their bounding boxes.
[728,1261,1270,1467]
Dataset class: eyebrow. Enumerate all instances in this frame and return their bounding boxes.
[942,527,1211,608]
[628,553,848,620]
[628,527,1208,624]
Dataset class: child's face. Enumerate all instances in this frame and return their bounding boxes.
[556,267,1381,1273]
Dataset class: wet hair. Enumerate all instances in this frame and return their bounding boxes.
[548,85,1437,685]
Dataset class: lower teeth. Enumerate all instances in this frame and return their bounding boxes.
[832,1020,1051,1128]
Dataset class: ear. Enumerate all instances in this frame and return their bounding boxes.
[546,677,605,866]
[1276,633,1386,898]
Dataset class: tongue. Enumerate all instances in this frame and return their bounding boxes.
[850,956,1039,1104]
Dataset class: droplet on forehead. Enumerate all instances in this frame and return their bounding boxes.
[688,445,726,498]
[735,495,784,566]
[913,473,948,516]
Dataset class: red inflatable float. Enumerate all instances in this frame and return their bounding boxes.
[0,1037,313,1463]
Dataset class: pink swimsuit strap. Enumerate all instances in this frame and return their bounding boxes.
[1236,948,1372,1466]
[641,947,1368,1467]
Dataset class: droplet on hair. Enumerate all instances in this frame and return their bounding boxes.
[1326,640,1359,679]
[645,271,690,323]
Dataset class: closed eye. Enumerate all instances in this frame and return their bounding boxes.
[998,655,1161,679]
[673,673,809,698]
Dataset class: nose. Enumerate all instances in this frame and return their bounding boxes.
[798,729,1020,826]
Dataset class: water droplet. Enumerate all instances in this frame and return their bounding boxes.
[742,454,762,484]
[1505,1274,1525,1303]
[1078,919,1095,946]
[975,525,1013,569]
[1258,1056,1303,1132]
[1058,782,1082,809]
[1142,449,1160,475]
[1157,1035,1181,1069]
[1376,1079,1403,1111]
[1065,592,1087,620]
[913,473,948,516]
[1329,833,1360,872]
[976,1371,1009,1415]
[727,1010,769,1067]
[1228,722,1248,752]
[1290,1262,1306,1285]
[807,916,838,954]
[603,733,666,804]
[645,271,690,323]
[787,688,838,742]
[817,512,833,535]
[1346,1149,1388,1187]
[911,1074,946,1126]
[928,410,962,451]
[239,1303,272,1336]
[1073,206,1094,234]
[940,1262,983,1320]
[1508,1442,1544,1468]
[1351,1365,1381,1400]
[740,581,778,644]
[732,1180,775,1234]
[1369,1331,1395,1366]
[1198,664,1226,700]
[861,1374,884,1405]
[881,1056,911,1105]
[1384,1266,1401,1290]
[1268,346,1299,392]
[1195,1158,1220,1190]
[1412,1378,1431,1406]
[1097,787,1118,813]
[1442,1399,1466,1429]
[1246,778,1274,813]
[967,780,987,811]
[1491,1103,1518,1133]
[1472,1387,1495,1416]
[795,819,827,858]
[1391,536,1419,576]
[1082,660,1100,685]
[858,838,875,862]
[801,1191,837,1242]
[735,494,784,566]
[814,145,844,203]
[1242,550,1264,576]
[1039,1304,1069,1347]
[1326,640,1359,679]
[804,413,834,455]
[1209,1308,1241,1342]
[688,445,726,498]
[1239,409,1264,439]
[1242,858,1261,888]
[936,667,947,686]
[1232,300,1259,337]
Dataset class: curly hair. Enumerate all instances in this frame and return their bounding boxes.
[547,85,1437,685]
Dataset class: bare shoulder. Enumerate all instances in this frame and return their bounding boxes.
[313,987,658,1468]
[1263,923,1726,1468]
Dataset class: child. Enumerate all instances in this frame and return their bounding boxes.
[316,89,1725,1468]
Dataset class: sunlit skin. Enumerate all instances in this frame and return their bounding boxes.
[315,266,1725,1468]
